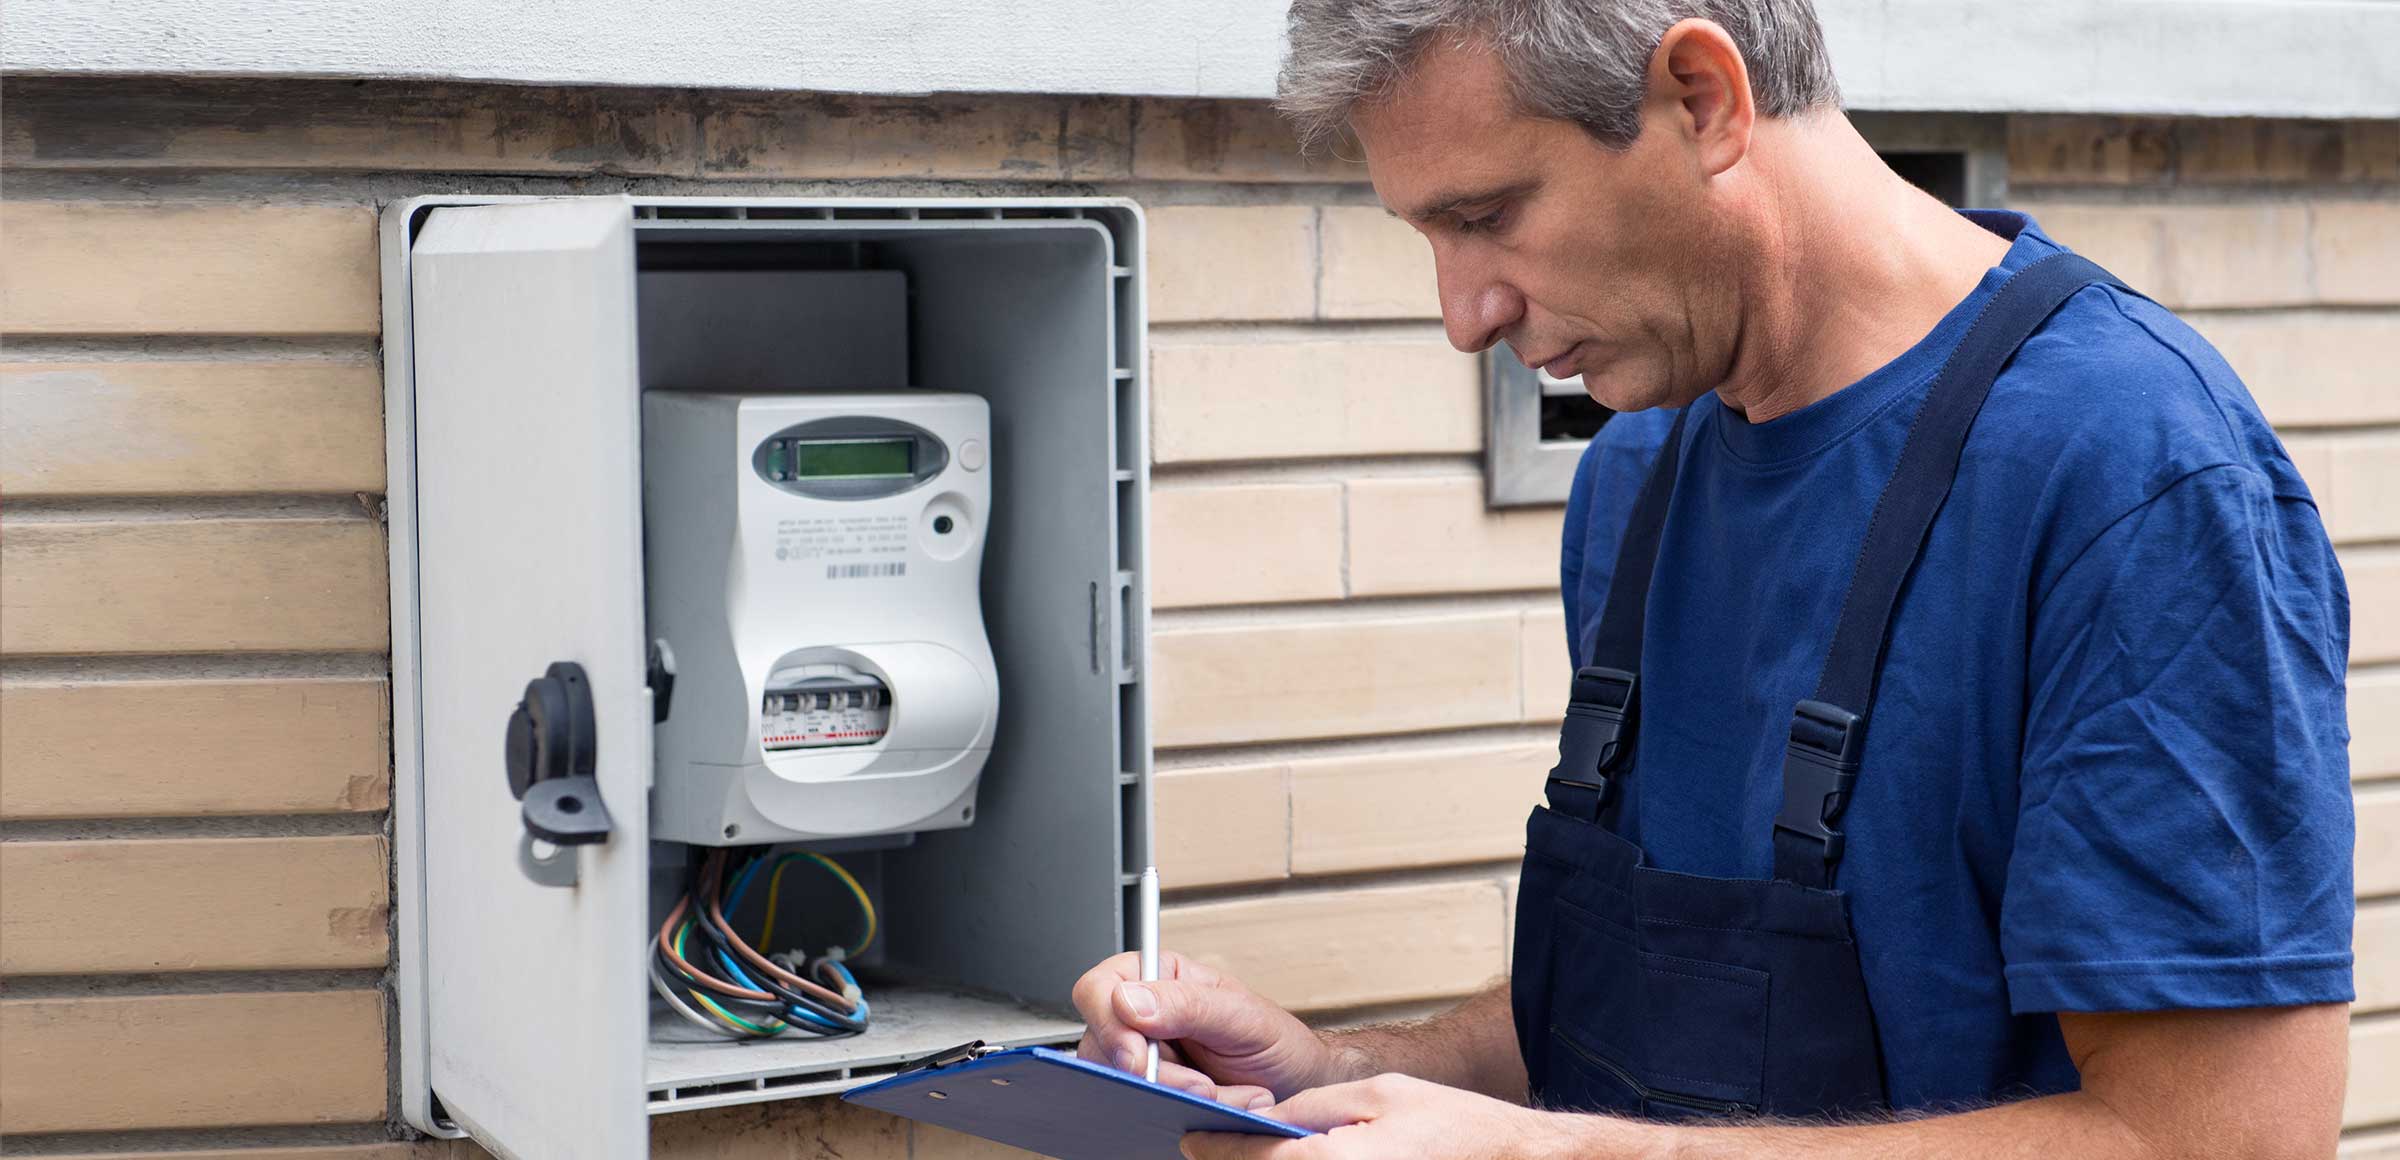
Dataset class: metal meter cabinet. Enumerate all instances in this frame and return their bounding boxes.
[380,196,1154,1160]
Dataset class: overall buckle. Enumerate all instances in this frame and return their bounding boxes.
[1774,700,1865,866]
[1546,666,1638,818]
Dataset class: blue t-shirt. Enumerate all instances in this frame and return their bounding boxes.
[1557,211,2353,1110]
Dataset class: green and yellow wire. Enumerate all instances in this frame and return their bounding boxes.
[759,851,877,958]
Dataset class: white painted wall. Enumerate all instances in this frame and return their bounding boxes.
[5,0,2396,118]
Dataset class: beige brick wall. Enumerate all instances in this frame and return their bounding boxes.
[0,77,2392,1156]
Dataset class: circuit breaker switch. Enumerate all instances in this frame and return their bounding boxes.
[761,666,891,750]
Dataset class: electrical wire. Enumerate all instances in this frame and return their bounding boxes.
[650,847,877,1040]
[759,851,877,957]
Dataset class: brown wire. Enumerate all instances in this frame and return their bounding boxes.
[654,848,859,1015]
[653,892,779,1003]
[702,871,857,1012]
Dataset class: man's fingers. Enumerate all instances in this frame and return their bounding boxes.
[1071,952,1145,1021]
[1076,950,1236,1072]
[1073,950,1222,1017]
[1152,1061,1271,1110]
[1154,1058,1221,1099]
[1220,1083,1277,1111]
[1113,977,1277,1053]
[1258,1076,1398,1131]
[1167,1063,1273,1112]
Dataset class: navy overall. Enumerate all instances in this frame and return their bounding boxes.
[1510,254,2127,1119]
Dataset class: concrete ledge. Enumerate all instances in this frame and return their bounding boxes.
[3,0,2394,119]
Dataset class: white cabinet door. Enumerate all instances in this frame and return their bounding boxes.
[409,198,650,1160]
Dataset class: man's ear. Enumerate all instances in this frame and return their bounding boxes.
[1648,18,1756,177]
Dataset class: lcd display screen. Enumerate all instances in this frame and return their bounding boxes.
[795,438,914,479]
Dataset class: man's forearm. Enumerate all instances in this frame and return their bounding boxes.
[1317,980,1528,1102]
[1560,1088,2320,1160]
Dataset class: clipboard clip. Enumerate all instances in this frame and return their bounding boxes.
[902,1039,995,1073]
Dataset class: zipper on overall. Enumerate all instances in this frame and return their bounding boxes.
[1551,1025,1755,1117]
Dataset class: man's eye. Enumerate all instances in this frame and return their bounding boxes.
[1457,208,1506,236]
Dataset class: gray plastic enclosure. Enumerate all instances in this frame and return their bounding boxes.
[380,197,1152,1159]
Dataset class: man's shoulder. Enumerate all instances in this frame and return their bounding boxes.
[1978,280,2303,507]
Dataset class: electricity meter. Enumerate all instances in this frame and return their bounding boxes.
[642,391,998,845]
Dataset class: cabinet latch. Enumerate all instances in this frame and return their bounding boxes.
[503,661,615,860]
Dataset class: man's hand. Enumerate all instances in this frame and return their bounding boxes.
[1071,950,1339,1106]
[1174,1004,2347,1160]
[1179,1073,1624,1160]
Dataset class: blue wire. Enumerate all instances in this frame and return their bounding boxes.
[715,852,861,1032]
[712,943,847,1032]
[725,853,770,914]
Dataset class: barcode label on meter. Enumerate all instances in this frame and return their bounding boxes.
[827,562,907,579]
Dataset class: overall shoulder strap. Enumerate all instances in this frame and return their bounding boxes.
[1583,406,1693,671]
[1772,252,2127,888]
[1546,406,1690,820]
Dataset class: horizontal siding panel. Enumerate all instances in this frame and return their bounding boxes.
[2360,784,2400,899]
[0,837,388,975]
[1145,206,1316,324]
[651,1094,909,1158]
[1150,336,1480,464]
[0,677,389,819]
[2191,311,2400,429]
[1520,607,1570,723]
[2357,669,2400,783]
[1155,763,1289,889]
[1288,742,1547,876]
[1131,99,1364,184]
[0,76,698,177]
[1346,475,1561,598]
[2317,430,2400,545]
[1163,879,1507,1013]
[2361,901,2400,1015]
[0,202,379,336]
[0,518,387,656]
[0,990,385,1133]
[699,91,1127,182]
[2014,203,2167,296]
[2352,1018,2400,1130]
[1152,612,1522,748]
[2351,547,2400,668]
[0,361,386,496]
[2346,1125,2400,1157]
[1318,207,1438,321]
[2026,202,2321,310]
[2314,202,2400,306]
[1150,483,1345,609]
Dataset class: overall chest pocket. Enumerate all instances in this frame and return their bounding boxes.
[1543,899,1768,1117]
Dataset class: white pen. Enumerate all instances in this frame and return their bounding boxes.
[1139,865,1161,1083]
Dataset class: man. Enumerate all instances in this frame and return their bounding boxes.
[1074,0,2357,1156]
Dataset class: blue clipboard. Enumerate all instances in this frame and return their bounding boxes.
[844,1043,1315,1159]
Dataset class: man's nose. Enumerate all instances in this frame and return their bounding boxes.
[1436,252,1523,354]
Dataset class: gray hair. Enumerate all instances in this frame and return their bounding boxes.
[1278,0,1842,153]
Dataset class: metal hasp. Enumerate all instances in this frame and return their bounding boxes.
[902,1039,993,1073]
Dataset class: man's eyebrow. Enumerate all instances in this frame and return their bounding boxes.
[1393,180,1537,225]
